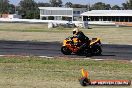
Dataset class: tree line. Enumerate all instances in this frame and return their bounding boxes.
[0,0,132,19]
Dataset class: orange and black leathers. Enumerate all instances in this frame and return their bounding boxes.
[76,31,89,43]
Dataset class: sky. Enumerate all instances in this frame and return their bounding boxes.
[10,0,127,6]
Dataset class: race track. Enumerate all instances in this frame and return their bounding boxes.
[0,41,132,60]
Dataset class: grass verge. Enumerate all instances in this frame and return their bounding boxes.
[0,56,131,88]
[0,23,132,44]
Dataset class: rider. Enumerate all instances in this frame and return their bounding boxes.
[72,28,89,53]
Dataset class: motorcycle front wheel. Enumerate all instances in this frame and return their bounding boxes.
[61,46,72,55]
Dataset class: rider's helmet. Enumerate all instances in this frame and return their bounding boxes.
[73,28,79,35]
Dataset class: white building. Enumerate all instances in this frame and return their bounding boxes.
[39,7,87,21]
[81,10,132,22]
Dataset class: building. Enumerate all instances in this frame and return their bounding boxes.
[81,10,132,22]
[39,7,87,21]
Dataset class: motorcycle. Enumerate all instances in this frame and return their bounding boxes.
[61,36,102,56]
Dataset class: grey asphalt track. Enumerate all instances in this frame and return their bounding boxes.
[0,40,132,60]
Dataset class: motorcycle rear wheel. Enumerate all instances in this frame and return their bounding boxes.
[92,45,102,56]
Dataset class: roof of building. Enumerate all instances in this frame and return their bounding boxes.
[39,7,87,10]
[39,7,72,10]
[81,10,132,16]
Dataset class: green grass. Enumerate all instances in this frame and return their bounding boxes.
[0,23,72,32]
[0,57,131,88]
[0,23,132,44]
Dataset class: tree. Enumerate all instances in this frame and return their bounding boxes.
[91,2,110,10]
[8,4,15,14]
[50,0,62,7]
[72,4,87,8]
[65,2,72,8]
[0,0,9,14]
[18,0,39,19]
[122,0,132,10]
[105,4,111,10]
[37,2,51,7]
[128,0,132,9]
[122,3,128,9]
[112,5,121,10]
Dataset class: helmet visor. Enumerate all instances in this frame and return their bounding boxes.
[73,31,76,34]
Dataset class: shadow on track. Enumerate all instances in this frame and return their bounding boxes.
[100,54,116,56]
